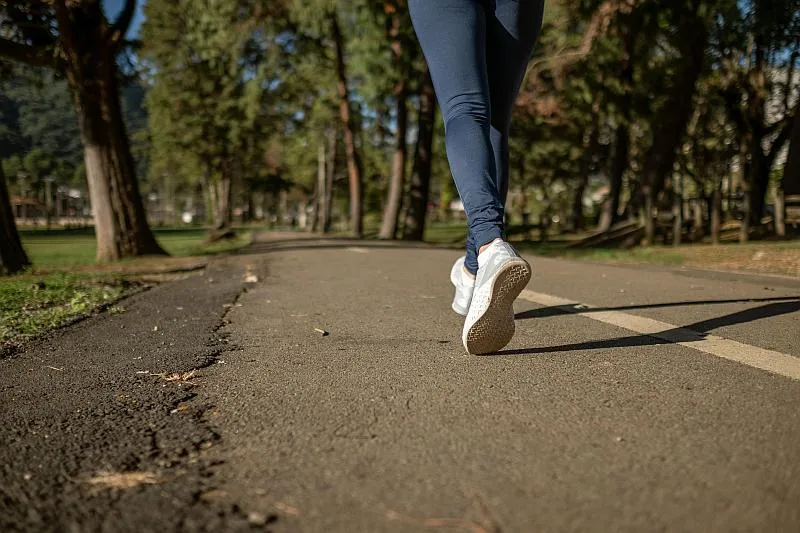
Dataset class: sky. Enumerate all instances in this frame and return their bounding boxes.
[102,0,146,38]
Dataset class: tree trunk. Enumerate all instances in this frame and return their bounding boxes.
[640,14,708,245]
[403,67,436,241]
[277,190,289,227]
[672,177,683,246]
[711,183,721,244]
[774,187,785,237]
[642,191,654,246]
[570,99,600,233]
[599,124,628,232]
[569,181,586,232]
[313,138,326,233]
[219,176,232,229]
[379,9,410,240]
[379,83,408,239]
[750,149,768,224]
[330,13,363,238]
[206,172,232,233]
[323,128,337,233]
[58,3,165,261]
[740,40,795,225]
[246,193,254,224]
[599,20,635,233]
[0,163,30,275]
[692,197,704,240]
[740,188,750,243]
[784,109,800,195]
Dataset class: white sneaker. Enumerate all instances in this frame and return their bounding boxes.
[462,240,531,354]
[450,256,475,316]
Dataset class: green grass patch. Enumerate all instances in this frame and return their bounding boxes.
[516,243,687,265]
[0,272,140,355]
[2,226,257,353]
[424,222,468,245]
[19,227,255,267]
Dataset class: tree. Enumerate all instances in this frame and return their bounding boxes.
[716,0,798,239]
[597,5,641,232]
[329,11,365,237]
[0,162,30,275]
[0,0,165,261]
[143,0,293,234]
[377,1,413,240]
[639,0,710,245]
[0,66,82,164]
[403,66,436,241]
[785,110,800,195]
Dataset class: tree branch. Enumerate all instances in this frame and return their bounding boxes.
[106,0,137,50]
[0,37,55,68]
[526,0,621,78]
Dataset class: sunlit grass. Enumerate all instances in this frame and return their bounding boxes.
[19,227,254,267]
[2,226,257,353]
[0,272,138,354]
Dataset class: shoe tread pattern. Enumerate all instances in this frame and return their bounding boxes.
[464,260,531,355]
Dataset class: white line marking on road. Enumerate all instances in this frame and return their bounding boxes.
[518,289,800,381]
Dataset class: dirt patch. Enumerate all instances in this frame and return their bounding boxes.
[58,256,209,276]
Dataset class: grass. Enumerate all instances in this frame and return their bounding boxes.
[0,272,138,355]
[423,222,469,245]
[1,226,258,355]
[421,221,799,276]
[512,239,800,275]
[514,243,687,265]
[19,226,255,267]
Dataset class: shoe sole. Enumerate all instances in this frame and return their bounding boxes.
[463,259,531,355]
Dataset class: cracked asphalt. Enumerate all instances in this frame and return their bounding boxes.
[0,256,254,533]
[2,234,799,533]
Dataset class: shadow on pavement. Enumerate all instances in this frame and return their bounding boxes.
[500,299,800,356]
[515,296,800,320]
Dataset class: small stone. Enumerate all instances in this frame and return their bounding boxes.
[247,512,267,526]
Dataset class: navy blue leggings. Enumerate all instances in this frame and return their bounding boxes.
[408,0,544,273]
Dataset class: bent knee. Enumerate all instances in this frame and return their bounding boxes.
[442,92,490,130]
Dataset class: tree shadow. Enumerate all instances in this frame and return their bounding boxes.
[498,299,800,356]
[515,296,800,320]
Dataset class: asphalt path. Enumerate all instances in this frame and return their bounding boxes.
[2,235,799,532]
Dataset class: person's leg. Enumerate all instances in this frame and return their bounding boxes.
[408,0,503,275]
[457,1,544,354]
[486,0,545,207]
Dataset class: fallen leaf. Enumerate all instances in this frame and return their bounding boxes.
[86,471,159,490]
